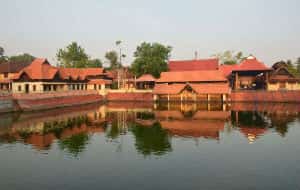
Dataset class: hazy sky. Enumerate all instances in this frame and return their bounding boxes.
[1,0,300,66]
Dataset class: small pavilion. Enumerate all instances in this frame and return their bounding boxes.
[136,74,156,89]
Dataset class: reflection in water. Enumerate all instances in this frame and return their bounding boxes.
[0,102,299,157]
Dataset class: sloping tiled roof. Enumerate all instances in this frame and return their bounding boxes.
[232,56,271,71]
[269,67,300,82]
[13,58,106,81]
[59,68,105,80]
[219,64,239,77]
[153,83,186,95]
[13,58,59,80]
[189,83,230,94]
[169,58,219,71]
[0,61,32,73]
[156,70,227,83]
[136,74,156,82]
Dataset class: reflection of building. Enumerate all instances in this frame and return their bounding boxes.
[155,109,230,140]
[239,127,267,144]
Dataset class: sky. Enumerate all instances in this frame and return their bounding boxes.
[1,0,300,66]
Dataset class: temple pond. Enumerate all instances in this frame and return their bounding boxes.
[0,102,300,190]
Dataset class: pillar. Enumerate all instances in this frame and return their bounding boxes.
[180,94,183,102]
[235,72,239,90]
[207,94,211,102]
[167,94,170,102]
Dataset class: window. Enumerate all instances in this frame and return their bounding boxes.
[94,84,96,90]
[33,85,36,91]
[98,85,101,90]
[4,73,8,78]
[18,85,22,91]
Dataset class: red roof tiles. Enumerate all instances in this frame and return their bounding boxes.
[169,58,219,71]
[13,58,107,81]
[136,74,156,82]
[153,83,186,94]
[233,56,271,71]
[156,70,227,83]
[13,58,58,80]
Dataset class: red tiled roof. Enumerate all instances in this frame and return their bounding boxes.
[153,83,186,95]
[189,83,230,94]
[59,68,105,80]
[219,64,239,77]
[169,58,219,71]
[13,58,59,80]
[13,58,106,81]
[136,74,156,82]
[156,70,227,83]
[88,79,112,85]
[233,56,271,71]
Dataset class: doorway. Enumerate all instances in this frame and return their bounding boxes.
[25,84,29,93]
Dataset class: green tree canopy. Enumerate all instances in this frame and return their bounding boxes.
[87,58,103,68]
[57,42,89,68]
[131,42,172,78]
[212,50,246,65]
[105,50,120,69]
[9,53,35,62]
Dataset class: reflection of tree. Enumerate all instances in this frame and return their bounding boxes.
[130,122,172,156]
[232,111,268,128]
[58,132,90,157]
[268,114,298,137]
[43,116,88,138]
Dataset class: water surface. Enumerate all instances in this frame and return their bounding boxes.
[0,102,300,190]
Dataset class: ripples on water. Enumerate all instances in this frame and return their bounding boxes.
[0,102,300,189]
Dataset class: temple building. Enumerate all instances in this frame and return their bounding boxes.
[219,56,272,90]
[11,58,112,94]
[136,74,156,89]
[0,61,31,91]
[154,70,230,101]
[267,62,300,90]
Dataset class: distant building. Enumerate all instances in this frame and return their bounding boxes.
[267,62,300,90]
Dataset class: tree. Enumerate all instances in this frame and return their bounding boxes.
[9,53,35,62]
[212,50,246,65]
[87,58,103,68]
[0,46,4,57]
[56,42,89,68]
[131,42,172,78]
[295,57,300,74]
[105,50,120,69]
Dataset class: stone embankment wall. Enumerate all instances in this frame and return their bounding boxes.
[231,90,300,103]
[0,95,16,113]
[13,91,103,112]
